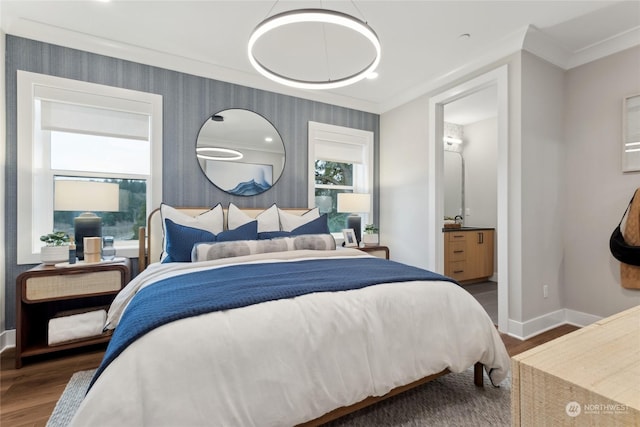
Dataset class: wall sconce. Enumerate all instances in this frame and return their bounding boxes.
[443,136,463,144]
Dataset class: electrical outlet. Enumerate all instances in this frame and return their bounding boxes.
[543,285,549,298]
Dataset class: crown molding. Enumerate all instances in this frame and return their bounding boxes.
[5,18,380,114]
[5,17,638,117]
[567,26,640,69]
[522,24,640,71]
[379,26,528,114]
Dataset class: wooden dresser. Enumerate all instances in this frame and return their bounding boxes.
[443,228,494,283]
[511,305,640,426]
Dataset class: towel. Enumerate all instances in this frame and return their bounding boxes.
[48,309,107,345]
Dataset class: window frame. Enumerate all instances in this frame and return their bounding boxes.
[17,71,163,264]
[308,121,374,237]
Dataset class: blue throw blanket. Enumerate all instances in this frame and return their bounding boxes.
[90,257,456,389]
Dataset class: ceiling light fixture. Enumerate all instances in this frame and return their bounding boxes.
[196,147,243,161]
[248,8,381,90]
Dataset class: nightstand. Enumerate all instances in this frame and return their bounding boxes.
[357,245,390,260]
[15,258,130,368]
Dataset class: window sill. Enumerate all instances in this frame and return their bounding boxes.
[114,242,139,259]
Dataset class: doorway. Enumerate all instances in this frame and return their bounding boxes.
[427,65,509,332]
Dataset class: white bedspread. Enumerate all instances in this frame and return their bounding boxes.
[70,249,510,427]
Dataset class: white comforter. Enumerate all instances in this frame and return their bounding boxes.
[70,249,510,427]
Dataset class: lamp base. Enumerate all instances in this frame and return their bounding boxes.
[346,214,362,245]
[74,213,102,260]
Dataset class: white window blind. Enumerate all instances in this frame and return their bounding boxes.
[40,100,150,141]
[17,70,163,264]
[310,126,369,165]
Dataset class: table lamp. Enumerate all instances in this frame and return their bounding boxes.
[54,180,120,260]
[337,193,371,245]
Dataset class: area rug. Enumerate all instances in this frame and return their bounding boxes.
[48,368,510,426]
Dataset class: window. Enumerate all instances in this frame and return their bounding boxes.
[308,122,373,234]
[17,71,162,264]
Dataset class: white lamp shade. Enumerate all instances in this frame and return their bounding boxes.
[55,180,120,212]
[337,193,370,213]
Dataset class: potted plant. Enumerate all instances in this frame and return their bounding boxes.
[363,224,379,245]
[40,231,70,265]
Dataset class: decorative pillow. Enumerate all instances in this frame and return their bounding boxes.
[162,218,257,264]
[279,207,319,231]
[192,233,336,262]
[290,214,329,235]
[227,203,280,233]
[192,239,289,262]
[258,214,329,239]
[162,219,216,263]
[217,220,258,242]
[160,203,223,261]
[291,233,336,251]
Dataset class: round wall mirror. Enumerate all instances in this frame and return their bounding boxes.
[196,109,285,196]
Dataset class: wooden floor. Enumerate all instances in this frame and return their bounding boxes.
[0,324,579,427]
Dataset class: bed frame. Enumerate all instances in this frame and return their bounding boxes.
[137,206,311,270]
[136,206,485,424]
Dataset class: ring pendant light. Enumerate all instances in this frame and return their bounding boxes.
[196,147,244,161]
[248,9,381,90]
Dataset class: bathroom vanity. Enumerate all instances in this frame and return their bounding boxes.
[443,227,494,283]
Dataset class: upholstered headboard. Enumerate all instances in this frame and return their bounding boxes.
[138,207,310,271]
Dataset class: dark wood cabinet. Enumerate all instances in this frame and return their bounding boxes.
[15,258,130,368]
[357,245,390,260]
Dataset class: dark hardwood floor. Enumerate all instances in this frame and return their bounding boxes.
[0,324,580,427]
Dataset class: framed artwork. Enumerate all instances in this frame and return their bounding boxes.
[342,228,357,247]
[623,94,640,172]
[205,160,273,196]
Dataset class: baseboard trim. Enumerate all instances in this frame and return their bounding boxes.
[0,329,16,353]
[564,308,602,327]
[508,308,602,340]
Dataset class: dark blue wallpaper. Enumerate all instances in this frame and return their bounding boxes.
[4,35,379,329]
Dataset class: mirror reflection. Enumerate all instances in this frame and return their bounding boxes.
[444,150,464,218]
[196,109,285,196]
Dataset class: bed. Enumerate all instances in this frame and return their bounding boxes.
[69,204,510,426]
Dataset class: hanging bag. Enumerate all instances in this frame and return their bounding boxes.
[609,189,640,267]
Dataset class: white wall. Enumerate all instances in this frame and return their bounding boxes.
[379,96,430,269]
[463,117,498,229]
[563,46,640,317]
[381,46,640,337]
[518,51,566,322]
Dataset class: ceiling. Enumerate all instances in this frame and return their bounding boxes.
[2,1,639,115]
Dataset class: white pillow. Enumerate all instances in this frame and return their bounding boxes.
[160,203,224,260]
[227,203,280,233]
[279,207,320,232]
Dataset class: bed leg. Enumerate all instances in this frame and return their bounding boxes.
[474,362,484,387]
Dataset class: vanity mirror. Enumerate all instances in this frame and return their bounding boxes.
[196,109,285,196]
[444,150,464,219]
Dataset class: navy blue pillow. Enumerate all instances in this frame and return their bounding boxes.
[291,214,329,235]
[257,214,329,239]
[258,231,290,240]
[162,219,216,263]
[217,220,258,242]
